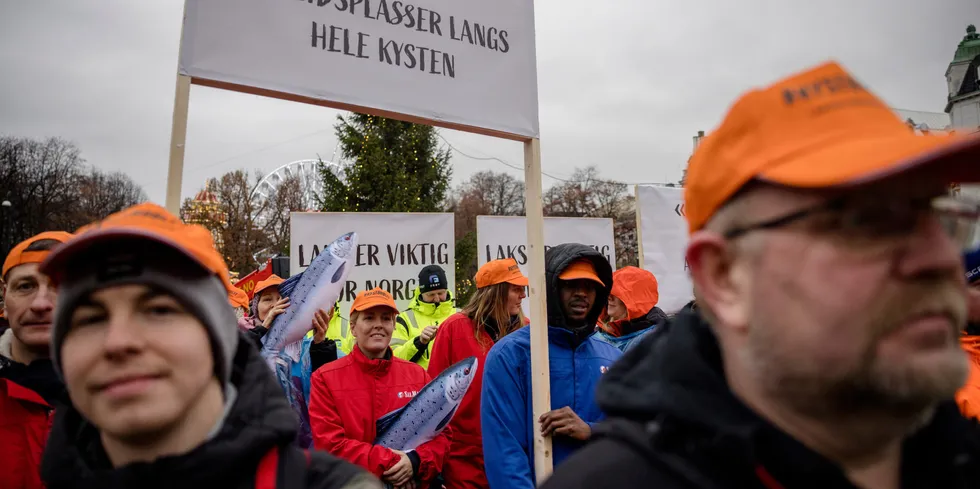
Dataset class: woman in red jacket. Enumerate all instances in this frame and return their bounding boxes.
[310,287,451,488]
[428,258,529,489]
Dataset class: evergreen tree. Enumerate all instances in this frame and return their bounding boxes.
[318,113,452,212]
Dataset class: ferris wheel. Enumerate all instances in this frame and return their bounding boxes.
[251,158,345,213]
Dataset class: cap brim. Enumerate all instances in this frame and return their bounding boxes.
[352,301,399,314]
[759,131,980,189]
[40,228,208,283]
[506,276,529,287]
[558,272,605,287]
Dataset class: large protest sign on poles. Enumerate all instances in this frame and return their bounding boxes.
[477,216,615,317]
[176,0,539,141]
[170,0,554,477]
[290,212,455,312]
[635,185,692,313]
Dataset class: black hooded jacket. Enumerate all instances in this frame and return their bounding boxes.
[40,333,379,489]
[544,243,613,341]
[540,310,980,489]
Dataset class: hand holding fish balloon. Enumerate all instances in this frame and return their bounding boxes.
[262,297,290,329]
[383,450,414,486]
[312,309,331,344]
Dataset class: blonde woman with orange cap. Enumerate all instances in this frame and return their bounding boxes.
[228,285,250,320]
[595,267,669,353]
[309,287,452,489]
[428,258,529,489]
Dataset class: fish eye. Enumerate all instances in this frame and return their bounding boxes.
[463,368,470,375]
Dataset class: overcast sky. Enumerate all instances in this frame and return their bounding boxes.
[1,0,977,205]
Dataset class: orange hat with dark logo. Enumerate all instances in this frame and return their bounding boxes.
[229,286,250,311]
[475,258,529,288]
[3,231,74,279]
[350,287,398,315]
[558,259,605,287]
[253,275,284,297]
[684,61,980,234]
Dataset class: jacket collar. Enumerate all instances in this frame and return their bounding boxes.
[350,344,393,375]
[410,287,455,317]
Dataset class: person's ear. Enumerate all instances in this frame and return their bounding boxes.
[686,231,751,333]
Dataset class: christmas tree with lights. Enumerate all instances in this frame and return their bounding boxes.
[318,113,452,213]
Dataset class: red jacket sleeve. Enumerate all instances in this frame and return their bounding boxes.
[427,320,454,377]
[411,369,454,481]
[308,370,401,477]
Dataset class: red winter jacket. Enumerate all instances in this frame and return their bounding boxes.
[0,377,53,489]
[309,346,451,483]
[428,313,528,489]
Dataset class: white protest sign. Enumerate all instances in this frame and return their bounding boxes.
[635,185,692,313]
[178,0,539,138]
[477,216,615,316]
[290,212,455,312]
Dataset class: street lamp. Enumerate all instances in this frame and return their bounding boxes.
[1,200,11,257]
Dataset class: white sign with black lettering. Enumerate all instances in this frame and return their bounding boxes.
[636,185,692,313]
[290,212,455,312]
[178,0,539,138]
[476,216,616,316]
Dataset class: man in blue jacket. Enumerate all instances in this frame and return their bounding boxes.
[481,243,622,489]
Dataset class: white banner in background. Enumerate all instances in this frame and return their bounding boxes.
[476,216,616,317]
[636,185,692,313]
[178,0,539,138]
[290,212,455,312]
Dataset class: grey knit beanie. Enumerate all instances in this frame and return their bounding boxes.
[49,240,239,390]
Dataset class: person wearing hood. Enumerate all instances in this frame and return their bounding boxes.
[541,61,980,489]
[594,266,668,353]
[481,244,622,489]
[36,203,376,489]
[391,265,458,369]
[1,230,73,489]
[429,258,530,489]
[956,248,980,420]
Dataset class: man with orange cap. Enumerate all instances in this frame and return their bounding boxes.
[481,243,621,489]
[542,62,980,489]
[0,230,73,489]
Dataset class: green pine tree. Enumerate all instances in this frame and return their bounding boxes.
[318,113,452,212]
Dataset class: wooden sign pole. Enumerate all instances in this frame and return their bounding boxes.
[165,74,192,214]
[523,137,554,483]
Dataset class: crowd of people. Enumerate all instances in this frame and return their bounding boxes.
[3,59,980,489]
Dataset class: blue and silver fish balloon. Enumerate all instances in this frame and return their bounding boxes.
[374,356,477,451]
[260,231,357,364]
[259,231,357,448]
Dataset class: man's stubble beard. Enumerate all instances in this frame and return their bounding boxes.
[744,280,968,420]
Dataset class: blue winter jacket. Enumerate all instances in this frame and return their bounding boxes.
[480,243,623,489]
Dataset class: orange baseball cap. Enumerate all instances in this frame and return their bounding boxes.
[40,203,231,286]
[684,61,980,234]
[350,287,398,315]
[3,231,73,279]
[253,275,284,297]
[229,286,250,311]
[475,258,529,288]
[558,259,605,287]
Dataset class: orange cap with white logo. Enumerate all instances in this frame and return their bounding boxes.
[350,287,399,315]
[684,61,980,234]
